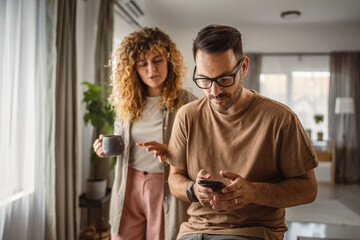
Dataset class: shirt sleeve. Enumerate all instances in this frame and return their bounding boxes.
[167,107,188,170]
[278,113,319,178]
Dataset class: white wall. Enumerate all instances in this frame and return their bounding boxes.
[113,12,138,50]
[113,4,160,50]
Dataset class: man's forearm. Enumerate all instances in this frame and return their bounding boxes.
[168,170,192,202]
[250,170,317,208]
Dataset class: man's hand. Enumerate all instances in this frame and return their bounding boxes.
[137,141,168,163]
[210,170,254,210]
[194,169,221,207]
[210,169,317,210]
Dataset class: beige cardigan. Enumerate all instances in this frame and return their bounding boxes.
[109,90,197,239]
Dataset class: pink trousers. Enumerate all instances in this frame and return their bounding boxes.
[111,167,164,240]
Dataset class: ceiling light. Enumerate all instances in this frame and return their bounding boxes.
[281,10,301,19]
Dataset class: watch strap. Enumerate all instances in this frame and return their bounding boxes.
[186,181,199,202]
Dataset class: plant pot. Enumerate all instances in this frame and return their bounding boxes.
[86,178,107,200]
[317,132,324,141]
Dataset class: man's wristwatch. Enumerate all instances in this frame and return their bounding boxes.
[186,181,199,202]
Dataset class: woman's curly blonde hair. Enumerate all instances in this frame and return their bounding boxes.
[109,27,185,122]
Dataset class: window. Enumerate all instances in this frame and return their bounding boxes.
[260,55,330,140]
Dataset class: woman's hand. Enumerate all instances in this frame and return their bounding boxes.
[137,141,168,163]
[93,134,107,158]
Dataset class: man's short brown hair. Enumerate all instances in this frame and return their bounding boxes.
[192,24,243,61]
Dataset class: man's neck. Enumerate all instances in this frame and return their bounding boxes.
[225,88,254,115]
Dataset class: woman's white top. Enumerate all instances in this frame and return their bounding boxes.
[129,96,164,172]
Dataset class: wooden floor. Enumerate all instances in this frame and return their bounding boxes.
[284,183,360,240]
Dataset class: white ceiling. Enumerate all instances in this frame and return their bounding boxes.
[142,0,360,29]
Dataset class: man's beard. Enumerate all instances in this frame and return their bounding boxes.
[208,81,243,114]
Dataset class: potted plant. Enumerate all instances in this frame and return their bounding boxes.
[314,114,324,141]
[82,81,116,199]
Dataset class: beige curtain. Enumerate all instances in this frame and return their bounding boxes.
[95,0,114,97]
[243,53,262,92]
[55,0,79,239]
[329,52,360,183]
[45,0,58,239]
[94,0,115,184]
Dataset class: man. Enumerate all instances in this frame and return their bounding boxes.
[167,24,318,240]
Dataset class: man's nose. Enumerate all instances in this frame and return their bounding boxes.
[210,81,222,96]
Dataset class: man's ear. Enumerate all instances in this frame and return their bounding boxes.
[241,56,250,77]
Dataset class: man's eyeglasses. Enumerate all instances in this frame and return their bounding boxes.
[193,57,243,89]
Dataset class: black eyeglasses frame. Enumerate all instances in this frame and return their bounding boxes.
[192,57,244,89]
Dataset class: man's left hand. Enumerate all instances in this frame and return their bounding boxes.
[210,170,254,210]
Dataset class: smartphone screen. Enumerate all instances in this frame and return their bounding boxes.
[197,180,226,191]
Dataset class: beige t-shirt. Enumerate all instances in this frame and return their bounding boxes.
[168,91,318,240]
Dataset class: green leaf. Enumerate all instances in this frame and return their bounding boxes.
[83,113,91,125]
[82,81,104,91]
[89,101,102,113]
[314,114,324,124]
[103,125,113,135]
[90,151,101,166]
[110,158,117,170]
[91,114,105,129]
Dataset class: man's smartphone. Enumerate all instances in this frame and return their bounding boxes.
[197,180,226,191]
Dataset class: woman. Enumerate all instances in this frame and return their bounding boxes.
[93,27,197,240]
